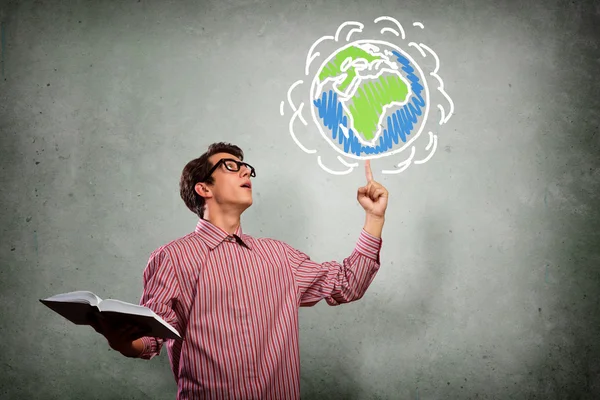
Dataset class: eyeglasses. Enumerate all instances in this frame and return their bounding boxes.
[201,158,256,182]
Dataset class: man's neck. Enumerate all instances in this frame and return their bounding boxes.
[204,211,241,235]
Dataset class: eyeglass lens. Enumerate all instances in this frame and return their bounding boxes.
[224,160,255,176]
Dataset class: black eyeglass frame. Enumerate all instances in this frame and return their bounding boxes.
[201,158,256,182]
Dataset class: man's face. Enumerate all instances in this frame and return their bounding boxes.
[198,152,254,213]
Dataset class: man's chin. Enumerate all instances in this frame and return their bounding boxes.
[239,199,253,210]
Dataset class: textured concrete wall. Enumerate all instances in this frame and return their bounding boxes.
[1,0,599,399]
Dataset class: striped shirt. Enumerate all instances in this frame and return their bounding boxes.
[138,218,382,399]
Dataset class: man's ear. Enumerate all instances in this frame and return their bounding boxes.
[195,183,212,199]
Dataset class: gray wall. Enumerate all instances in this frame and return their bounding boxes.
[1,0,599,399]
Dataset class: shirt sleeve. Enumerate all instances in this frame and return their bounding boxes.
[284,229,383,307]
[137,248,181,360]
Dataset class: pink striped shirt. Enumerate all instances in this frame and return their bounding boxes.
[138,218,382,399]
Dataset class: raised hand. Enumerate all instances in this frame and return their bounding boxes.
[357,160,389,219]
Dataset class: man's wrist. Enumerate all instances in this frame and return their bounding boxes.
[118,339,144,358]
[363,214,385,238]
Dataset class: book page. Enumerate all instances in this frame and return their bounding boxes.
[99,300,181,339]
[41,290,102,306]
[98,299,154,317]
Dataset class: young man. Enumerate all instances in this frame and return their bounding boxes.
[93,142,388,399]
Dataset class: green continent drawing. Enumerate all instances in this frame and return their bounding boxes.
[318,46,381,92]
[317,45,410,141]
[348,75,409,140]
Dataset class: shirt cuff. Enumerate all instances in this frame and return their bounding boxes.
[139,336,160,360]
[356,229,382,262]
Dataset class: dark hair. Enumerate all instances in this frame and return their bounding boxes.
[179,142,244,219]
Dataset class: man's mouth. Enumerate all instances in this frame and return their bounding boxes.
[241,182,252,189]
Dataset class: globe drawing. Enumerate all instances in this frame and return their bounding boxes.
[310,39,430,159]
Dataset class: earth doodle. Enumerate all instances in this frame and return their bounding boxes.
[281,16,454,175]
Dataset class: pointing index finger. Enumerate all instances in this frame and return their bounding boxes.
[365,160,373,182]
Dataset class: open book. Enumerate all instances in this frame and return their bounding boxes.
[39,290,181,340]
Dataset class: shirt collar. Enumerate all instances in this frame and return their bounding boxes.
[194,218,252,250]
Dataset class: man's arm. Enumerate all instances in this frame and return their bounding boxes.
[284,160,388,306]
[92,248,181,358]
[135,248,182,359]
[284,220,383,307]
[363,214,384,238]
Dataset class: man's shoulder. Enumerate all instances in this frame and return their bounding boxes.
[241,233,290,252]
[149,231,205,258]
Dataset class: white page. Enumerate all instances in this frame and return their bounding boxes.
[99,300,181,339]
[98,299,154,317]
[42,290,102,306]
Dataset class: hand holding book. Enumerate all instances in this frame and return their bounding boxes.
[39,290,182,353]
[89,313,148,357]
